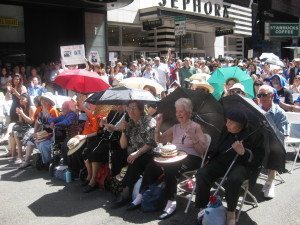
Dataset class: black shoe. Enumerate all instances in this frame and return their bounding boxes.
[126,203,140,211]
[83,184,98,193]
[158,210,176,220]
[81,180,90,187]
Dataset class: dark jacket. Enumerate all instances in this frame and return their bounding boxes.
[209,126,265,173]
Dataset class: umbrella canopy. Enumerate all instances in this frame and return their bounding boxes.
[54,69,110,94]
[208,66,254,100]
[85,86,158,105]
[259,53,280,61]
[265,58,285,67]
[157,87,225,150]
[189,73,211,82]
[119,77,164,95]
[221,94,286,172]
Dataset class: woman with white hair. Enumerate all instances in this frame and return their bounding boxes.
[128,98,207,219]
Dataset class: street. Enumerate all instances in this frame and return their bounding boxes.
[0,146,299,225]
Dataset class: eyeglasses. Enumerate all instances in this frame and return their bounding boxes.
[257,93,271,98]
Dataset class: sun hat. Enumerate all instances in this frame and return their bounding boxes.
[67,137,86,156]
[190,80,214,93]
[40,92,56,106]
[229,83,245,93]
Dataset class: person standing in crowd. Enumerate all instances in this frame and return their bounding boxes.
[178,57,197,88]
[270,74,293,105]
[0,67,11,92]
[143,63,159,82]
[126,62,141,78]
[153,57,170,90]
[289,74,300,93]
[257,85,287,198]
[197,59,210,74]
[50,61,64,95]
[288,58,300,85]
[114,100,156,207]
[27,76,47,97]
[110,65,124,87]
[6,74,27,122]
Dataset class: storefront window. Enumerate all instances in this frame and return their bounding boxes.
[108,25,120,46]
[122,26,147,47]
[175,32,204,50]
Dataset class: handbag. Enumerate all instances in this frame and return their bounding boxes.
[141,182,165,212]
[36,130,50,142]
[95,164,110,189]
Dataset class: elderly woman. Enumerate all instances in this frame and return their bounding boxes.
[195,109,265,225]
[49,100,79,165]
[114,100,157,206]
[151,98,207,219]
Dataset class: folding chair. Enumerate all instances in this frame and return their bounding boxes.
[284,112,300,174]
[177,133,211,213]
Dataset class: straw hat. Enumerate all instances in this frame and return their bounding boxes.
[190,80,214,93]
[40,92,56,106]
[67,137,86,156]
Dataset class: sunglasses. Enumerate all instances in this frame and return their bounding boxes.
[229,89,243,94]
[257,93,271,98]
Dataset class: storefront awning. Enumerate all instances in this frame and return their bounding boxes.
[139,6,235,31]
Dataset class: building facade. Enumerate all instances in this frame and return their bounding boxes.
[0,0,133,65]
[107,0,253,62]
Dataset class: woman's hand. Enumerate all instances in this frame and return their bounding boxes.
[16,107,23,116]
[11,87,16,94]
[155,113,163,127]
[232,141,245,155]
[127,151,139,164]
[120,120,127,132]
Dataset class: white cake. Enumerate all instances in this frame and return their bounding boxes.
[160,144,178,158]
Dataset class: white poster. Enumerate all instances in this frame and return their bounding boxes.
[88,51,100,64]
[60,44,85,65]
[248,49,253,59]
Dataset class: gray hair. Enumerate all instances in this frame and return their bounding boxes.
[258,85,274,94]
[175,98,193,114]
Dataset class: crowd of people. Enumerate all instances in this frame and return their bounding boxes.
[0,54,299,225]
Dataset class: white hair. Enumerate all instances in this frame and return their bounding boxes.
[175,98,193,114]
[258,84,274,94]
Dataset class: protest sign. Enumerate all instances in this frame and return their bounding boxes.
[88,51,100,64]
[60,44,86,65]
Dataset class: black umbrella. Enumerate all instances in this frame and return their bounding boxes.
[157,88,225,150]
[221,94,286,172]
[85,86,158,105]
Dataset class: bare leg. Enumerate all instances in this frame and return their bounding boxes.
[0,122,15,142]
[89,162,100,186]
[24,144,35,163]
[14,133,23,160]
[267,169,276,180]
[84,159,92,181]
[8,134,16,157]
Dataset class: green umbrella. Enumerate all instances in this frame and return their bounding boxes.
[208,66,254,100]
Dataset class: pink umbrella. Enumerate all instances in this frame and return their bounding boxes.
[54,69,110,93]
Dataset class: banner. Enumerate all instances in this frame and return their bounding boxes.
[88,51,100,64]
[60,44,85,65]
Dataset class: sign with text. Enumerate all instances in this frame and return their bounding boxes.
[0,17,19,27]
[215,28,234,36]
[142,19,163,30]
[60,44,85,65]
[88,51,100,64]
[174,16,186,36]
[270,23,300,37]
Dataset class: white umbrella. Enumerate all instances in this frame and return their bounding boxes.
[119,77,164,95]
[259,53,280,61]
[265,58,285,67]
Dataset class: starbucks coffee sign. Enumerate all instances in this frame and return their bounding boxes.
[158,0,230,18]
[270,23,300,37]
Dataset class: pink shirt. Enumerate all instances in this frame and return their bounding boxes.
[172,121,201,158]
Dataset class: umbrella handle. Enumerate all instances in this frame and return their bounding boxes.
[213,154,239,196]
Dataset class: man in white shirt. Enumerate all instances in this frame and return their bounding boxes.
[152,57,170,91]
